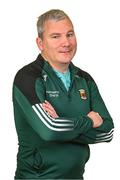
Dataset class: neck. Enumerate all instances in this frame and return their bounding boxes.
[49,63,69,73]
[41,54,69,73]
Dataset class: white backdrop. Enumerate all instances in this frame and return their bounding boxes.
[0,0,120,179]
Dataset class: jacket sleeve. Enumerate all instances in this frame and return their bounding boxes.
[13,70,93,142]
[73,79,114,144]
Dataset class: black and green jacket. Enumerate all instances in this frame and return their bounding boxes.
[13,54,114,179]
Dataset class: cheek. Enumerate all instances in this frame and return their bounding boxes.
[43,41,56,50]
[72,39,77,46]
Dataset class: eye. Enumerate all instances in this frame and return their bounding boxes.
[67,32,74,38]
[51,35,60,39]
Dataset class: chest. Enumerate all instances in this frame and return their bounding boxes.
[42,77,91,117]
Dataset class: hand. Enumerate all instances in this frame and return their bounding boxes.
[87,111,103,128]
[42,100,59,118]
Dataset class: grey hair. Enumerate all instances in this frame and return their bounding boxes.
[37,9,72,39]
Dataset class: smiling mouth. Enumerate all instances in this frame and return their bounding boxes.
[59,49,72,53]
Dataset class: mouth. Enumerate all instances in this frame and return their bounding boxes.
[59,49,72,54]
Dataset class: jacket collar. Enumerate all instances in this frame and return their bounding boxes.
[35,53,79,77]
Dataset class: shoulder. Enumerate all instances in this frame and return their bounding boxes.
[14,55,44,89]
[13,56,45,104]
[14,63,35,93]
[75,66,95,83]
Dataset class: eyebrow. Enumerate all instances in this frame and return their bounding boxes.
[50,33,61,37]
[49,30,74,36]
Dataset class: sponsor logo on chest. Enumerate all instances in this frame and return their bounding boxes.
[46,91,59,97]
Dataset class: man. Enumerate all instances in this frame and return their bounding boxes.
[13,9,114,179]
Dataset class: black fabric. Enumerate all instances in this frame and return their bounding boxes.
[76,68,94,83]
[13,54,44,104]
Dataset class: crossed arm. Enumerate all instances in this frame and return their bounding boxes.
[13,76,114,144]
[42,99,114,144]
[42,100,103,129]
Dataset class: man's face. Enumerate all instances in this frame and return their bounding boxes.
[37,18,77,67]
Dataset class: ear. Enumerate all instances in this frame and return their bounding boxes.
[36,37,43,51]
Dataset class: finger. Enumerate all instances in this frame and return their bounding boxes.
[43,106,54,115]
[96,112,99,115]
[43,101,55,111]
[42,103,57,115]
[42,103,54,111]
[45,100,54,107]
[42,106,57,118]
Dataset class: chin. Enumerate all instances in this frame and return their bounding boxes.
[60,55,73,62]
[60,59,72,64]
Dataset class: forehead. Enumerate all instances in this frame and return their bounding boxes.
[43,18,74,34]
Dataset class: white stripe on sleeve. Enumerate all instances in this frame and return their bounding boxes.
[32,104,74,131]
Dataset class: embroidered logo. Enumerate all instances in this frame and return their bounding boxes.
[79,89,87,100]
[46,91,59,97]
[43,74,47,82]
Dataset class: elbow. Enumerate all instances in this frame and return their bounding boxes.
[102,118,114,134]
[100,129,114,143]
[95,133,114,143]
[105,136,113,143]
[106,120,114,135]
[104,129,114,143]
[95,123,114,143]
[105,123,114,143]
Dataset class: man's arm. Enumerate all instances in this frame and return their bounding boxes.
[71,80,114,144]
[42,101,103,128]
[13,85,94,142]
[42,82,114,144]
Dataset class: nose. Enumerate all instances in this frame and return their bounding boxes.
[61,36,70,47]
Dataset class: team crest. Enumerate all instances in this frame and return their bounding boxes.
[79,89,87,100]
